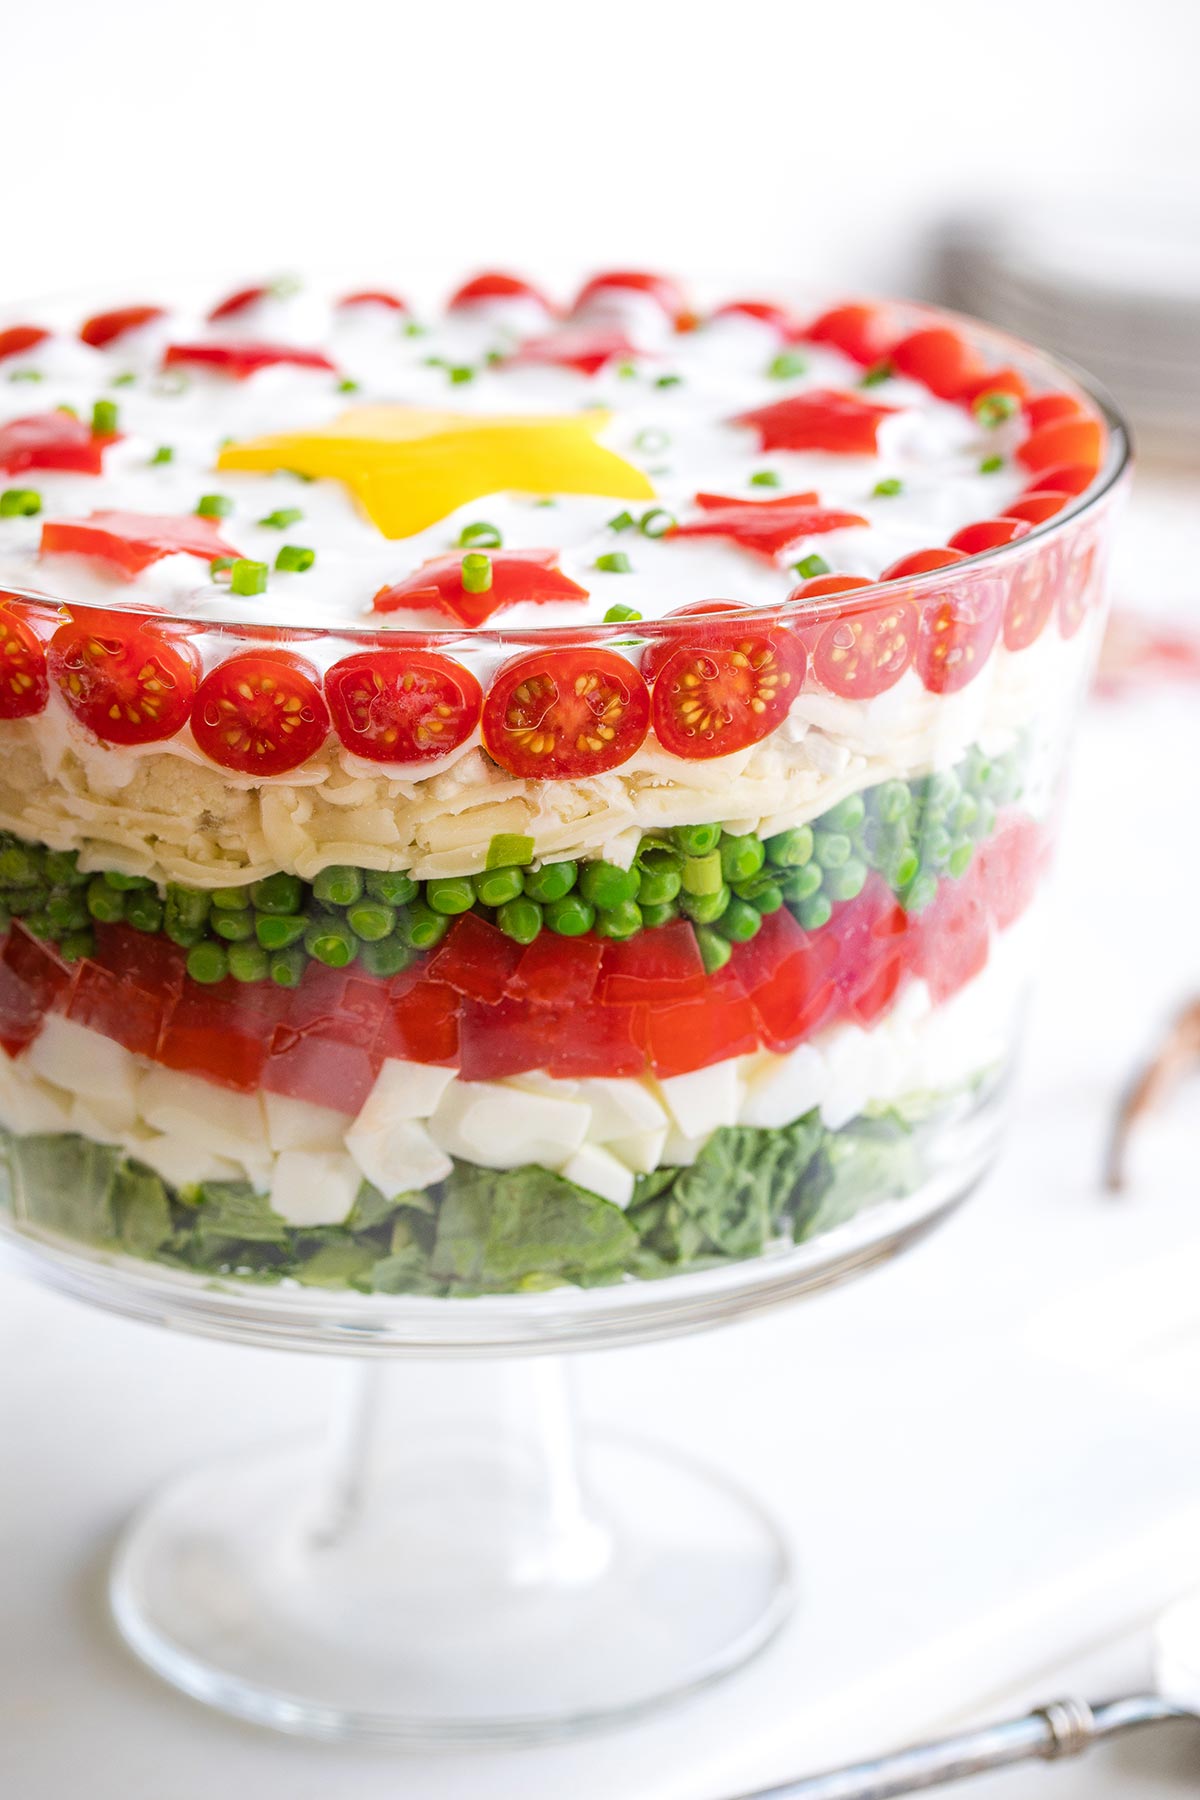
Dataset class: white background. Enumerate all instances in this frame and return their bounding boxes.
[4,0,1199,304]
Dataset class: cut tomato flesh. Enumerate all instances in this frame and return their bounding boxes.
[505,934,603,1007]
[915,581,1004,694]
[598,921,707,1004]
[80,305,165,348]
[373,549,587,628]
[890,327,986,399]
[338,289,408,312]
[40,509,240,578]
[448,272,554,311]
[483,647,650,779]
[48,613,199,745]
[571,270,688,324]
[0,411,116,477]
[809,597,917,699]
[947,518,1032,556]
[191,651,328,775]
[163,340,337,379]
[429,914,524,1005]
[803,303,893,366]
[733,388,897,455]
[650,627,803,758]
[325,648,482,762]
[0,606,48,720]
[1017,417,1104,475]
[1002,543,1060,650]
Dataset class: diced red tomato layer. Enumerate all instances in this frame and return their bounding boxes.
[0,813,1049,1100]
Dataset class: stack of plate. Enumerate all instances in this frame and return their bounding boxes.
[939,193,1200,458]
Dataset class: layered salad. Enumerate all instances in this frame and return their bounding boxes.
[0,272,1115,1295]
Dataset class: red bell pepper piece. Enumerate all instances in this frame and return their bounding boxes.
[505,933,603,1007]
[429,913,525,1005]
[598,920,707,1004]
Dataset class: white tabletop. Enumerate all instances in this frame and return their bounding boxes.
[3,470,1200,1798]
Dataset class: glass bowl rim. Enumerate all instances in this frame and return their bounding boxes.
[0,294,1131,651]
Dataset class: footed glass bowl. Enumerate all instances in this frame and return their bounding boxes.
[0,272,1128,1740]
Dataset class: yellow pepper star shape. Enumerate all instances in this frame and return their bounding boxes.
[216,404,655,539]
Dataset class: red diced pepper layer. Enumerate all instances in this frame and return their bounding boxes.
[261,1016,379,1115]
[645,963,760,1077]
[598,921,707,1004]
[375,975,460,1066]
[429,913,524,1004]
[505,933,603,1007]
[66,959,165,1060]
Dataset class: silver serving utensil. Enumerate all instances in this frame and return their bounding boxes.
[727,1589,1200,1799]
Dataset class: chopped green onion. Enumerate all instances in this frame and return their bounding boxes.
[604,603,642,623]
[447,364,474,385]
[860,360,893,387]
[792,553,830,580]
[230,559,268,597]
[336,376,360,393]
[209,557,236,577]
[607,510,636,533]
[973,390,1019,428]
[616,361,638,379]
[8,368,44,382]
[275,544,315,573]
[150,445,174,465]
[196,493,233,519]
[873,477,903,497]
[634,427,669,454]
[979,453,1004,474]
[767,351,807,380]
[458,520,502,550]
[595,551,632,574]
[486,832,534,870]
[638,507,675,538]
[0,489,41,518]
[259,507,304,529]
[461,552,492,594]
[655,373,683,389]
[111,371,137,388]
[750,470,781,488]
[91,398,119,436]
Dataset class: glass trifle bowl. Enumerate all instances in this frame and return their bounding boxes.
[0,271,1127,1740]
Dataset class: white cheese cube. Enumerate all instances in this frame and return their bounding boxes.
[605,1127,668,1175]
[25,1016,139,1112]
[69,1093,138,1142]
[0,1057,73,1135]
[576,1077,667,1141]
[656,1061,743,1139]
[561,1143,635,1210]
[661,1126,708,1167]
[263,1092,354,1153]
[819,1025,874,1130]
[129,1130,247,1190]
[346,1115,451,1198]
[140,1067,266,1158]
[741,1044,826,1131]
[269,1150,362,1227]
[353,1058,457,1129]
[429,1081,589,1171]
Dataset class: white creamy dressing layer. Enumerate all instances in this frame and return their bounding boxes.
[0,604,1095,887]
[0,914,1033,1225]
[0,281,1034,635]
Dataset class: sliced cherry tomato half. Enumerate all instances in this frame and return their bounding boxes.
[788,573,875,601]
[0,325,50,362]
[1059,530,1101,640]
[337,289,408,312]
[483,647,649,780]
[48,612,199,744]
[163,341,336,380]
[1002,543,1060,651]
[0,603,49,719]
[947,517,1032,556]
[571,270,689,325]
[447,272,554,312]
[1016,417,1104,475]
[1024,392,1085,430]
[889,327,987,400]
[962,367,1031,407]
[651,627,803,759]
[733,387,897,455]
[325,649,482,764]
[641,600,749,685]
[914,580,1004,695]
[1005,491,1070,525]
[80,305,165,348]
[191,650,329,775]
[809,596,918,699]
[1020,463,1096,499]
[803,303,893,365]
[880,547,969,581]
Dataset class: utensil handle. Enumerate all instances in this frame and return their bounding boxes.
[734,1693,1180,1799]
